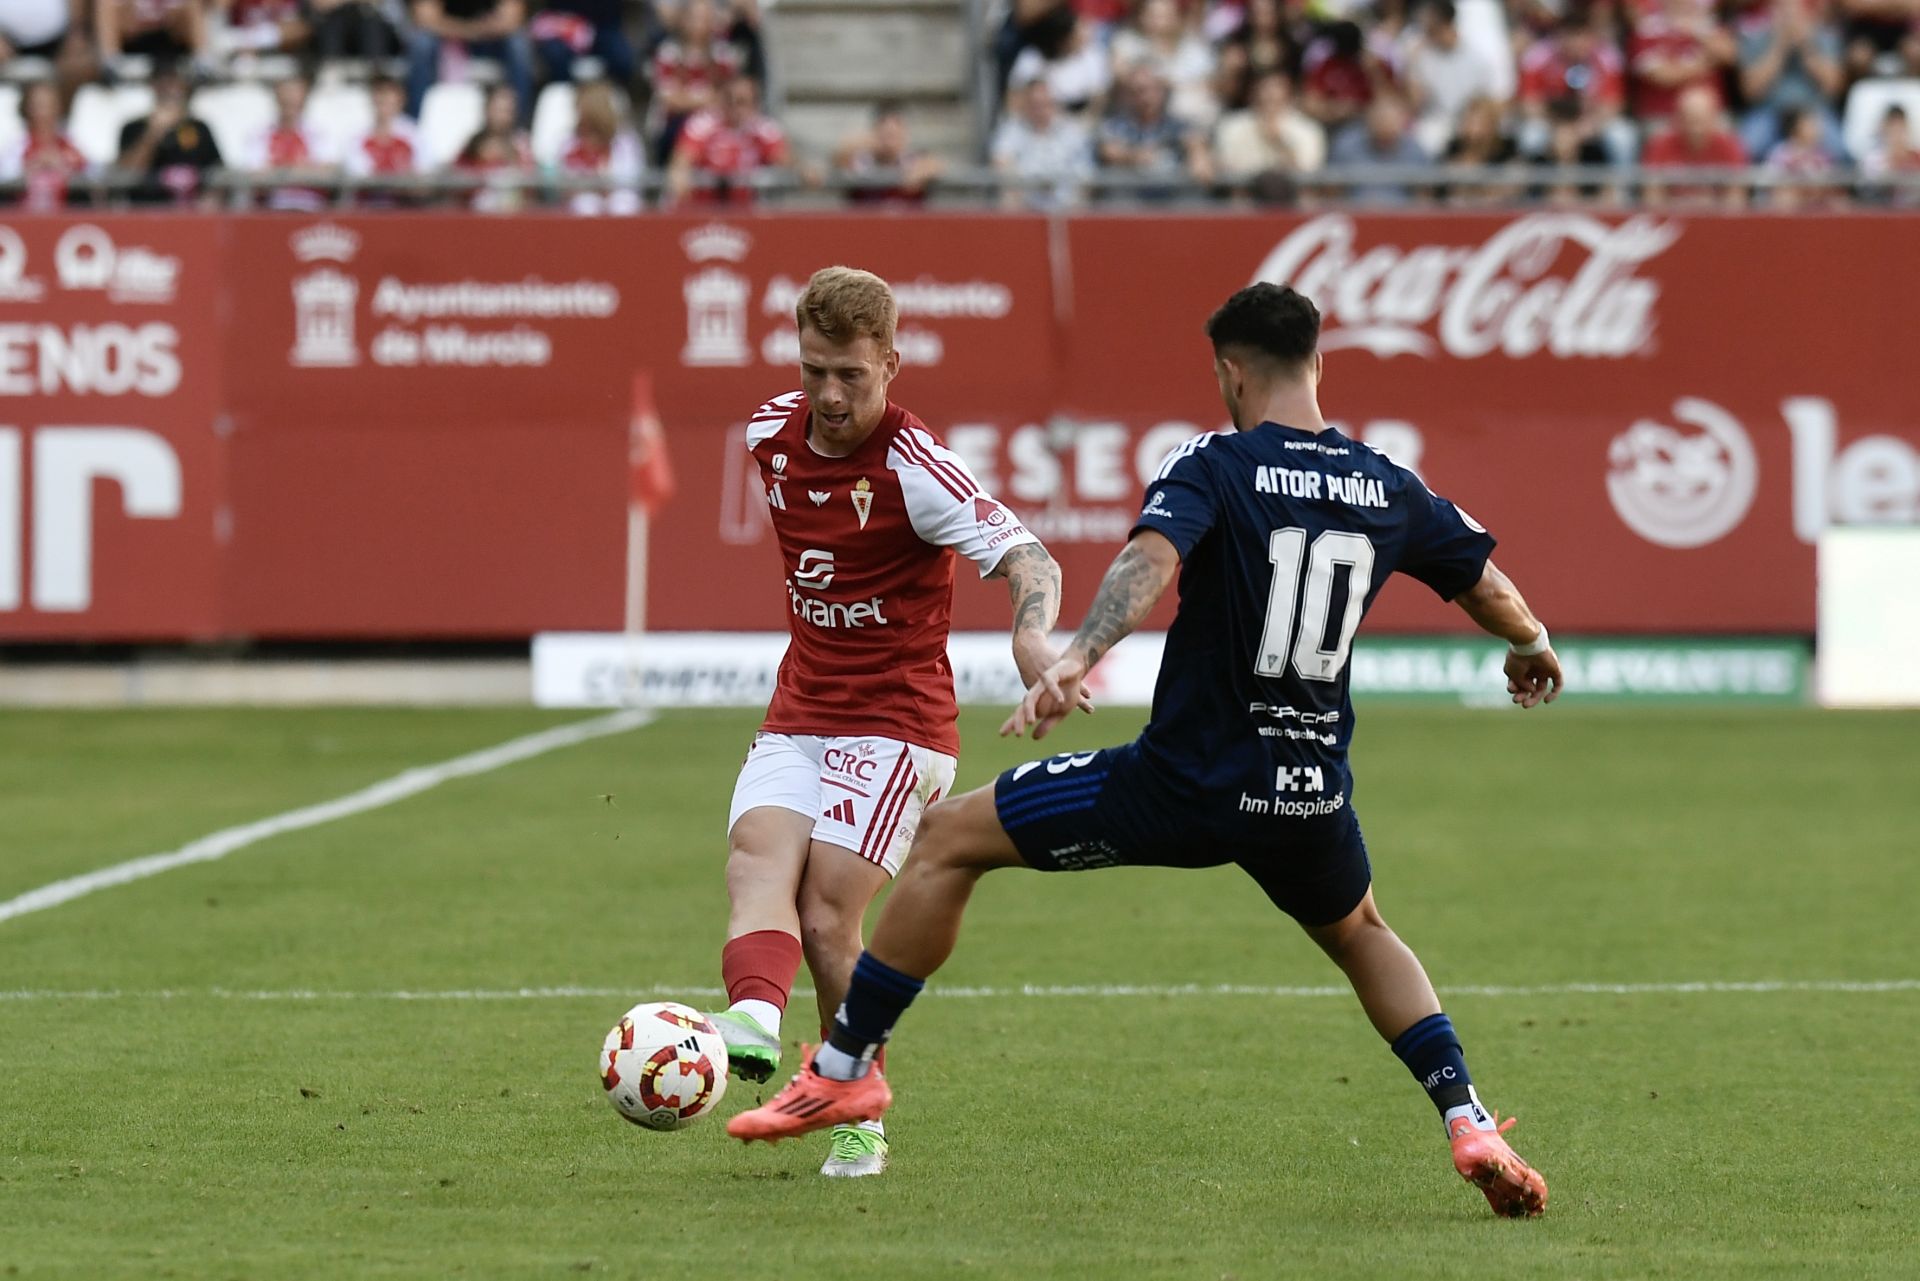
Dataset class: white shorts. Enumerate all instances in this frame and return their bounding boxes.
[727,733,958,877]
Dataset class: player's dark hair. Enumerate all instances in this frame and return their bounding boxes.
[1205,284,1320,372]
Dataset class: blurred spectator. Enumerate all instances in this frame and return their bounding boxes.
[1214,0,1302,111]
[991,74,1094,208]
[309,0,402,60]
[650,0,745,163]
[834,101,946,205]
[1440,93,1521,202]
[239,72,335,210]
[0,80,89,210]
[406,0,535,124]
[1404,0,1504,146]
[1642,82,1747,207]
[667,73,787,204]
[1736,0,1844,161]
[457,81,534,210]
[1528,94,1617,204]
[993,0,1078,99]
[531,0,637,88]
[1,0,96,97]
[1327,91,1429,204]
[1861,103,1920,204]
[98,0,210,64]
[1763,103,1843,207]
[1097,64,1214,192]
[1629,0,1735,123]
[555,78,642,213]
[116,62,223,204]
[1109,0,1219,126]
[1301,21,1386,131]
[1214,67,1325,186]
[1518,13,1629,158]
[342,73,419,202]
[1839,0,1920,80]
[215,0,309,57]
[1007,13,1112,117]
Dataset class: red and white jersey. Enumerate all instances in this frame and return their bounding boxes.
[747,391,1038,756]
[343,124,419,178]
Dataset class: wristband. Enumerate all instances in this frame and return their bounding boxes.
[1509,626,1550,657]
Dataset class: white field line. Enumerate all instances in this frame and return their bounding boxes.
[1,979,1916,1003]
[0,710,656,927]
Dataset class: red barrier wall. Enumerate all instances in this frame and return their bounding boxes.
[2,211,1916,641]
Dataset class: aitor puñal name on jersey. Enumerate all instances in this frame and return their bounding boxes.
[747,391,1038,756]
[1132,421,1496,808]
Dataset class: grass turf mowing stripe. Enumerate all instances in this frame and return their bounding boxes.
[0,709,655,926]
[1,978,1915,1001]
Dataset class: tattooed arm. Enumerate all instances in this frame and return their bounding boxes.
[1001,530,1182,740]
[988,542,1066,689]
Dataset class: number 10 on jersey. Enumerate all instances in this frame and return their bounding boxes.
[1257,528,1376,681]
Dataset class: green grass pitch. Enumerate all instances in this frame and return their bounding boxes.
[3,704,1918,1279]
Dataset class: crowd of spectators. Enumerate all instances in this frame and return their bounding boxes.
[3,0,1918,208]
[990,0,1920,205]
[0,0,800,209]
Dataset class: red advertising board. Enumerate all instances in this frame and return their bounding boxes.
[0,218,225,639]
[1,211,1916,642]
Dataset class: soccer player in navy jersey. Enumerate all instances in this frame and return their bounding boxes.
[729,283,1563,1218]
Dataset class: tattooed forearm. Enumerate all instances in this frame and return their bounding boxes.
[996,543,1063,638]
[1068,535,1178,668]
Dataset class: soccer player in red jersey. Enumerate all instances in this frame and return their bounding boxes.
[708,266,1074,1178]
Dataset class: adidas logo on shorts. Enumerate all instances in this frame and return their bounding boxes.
[823,799,858,826]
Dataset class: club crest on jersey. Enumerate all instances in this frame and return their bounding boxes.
[809,490,830,506]
[851,478,874,529]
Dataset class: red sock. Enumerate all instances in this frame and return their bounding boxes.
[721,929,802,1010]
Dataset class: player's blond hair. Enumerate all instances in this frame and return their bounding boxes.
[795,266,897,350]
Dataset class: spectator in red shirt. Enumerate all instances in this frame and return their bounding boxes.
[343,73,419,204]
[239,73,336,210]
[1642,82,1748,207]
[456,81,533,210]
[1,81,89,211]
[1301,20,1387,131]
[667,73,788,204]
[1519,12,1633,161]
[1763,104,1843,207]
[651,0,746,162]
[1629,0,1736,122]
[833,101,946,205]
[555,79,643,214]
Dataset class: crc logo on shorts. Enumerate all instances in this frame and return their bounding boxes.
[823,742,881,784]
[1607,397,1758,549]
[793,549,835,590]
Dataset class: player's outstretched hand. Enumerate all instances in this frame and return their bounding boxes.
[1002,653,1092,741]
[1504,648,1564,709]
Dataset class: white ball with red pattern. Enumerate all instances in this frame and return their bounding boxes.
[599,1001,731,1131]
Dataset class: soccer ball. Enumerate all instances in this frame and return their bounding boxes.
[599,1001,730,1131]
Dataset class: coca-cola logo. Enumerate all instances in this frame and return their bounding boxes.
[1251,214,1680,361]
[1606,397,1758,549]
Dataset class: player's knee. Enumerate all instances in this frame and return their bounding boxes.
[795,892,861,957]
[910,798,965,865]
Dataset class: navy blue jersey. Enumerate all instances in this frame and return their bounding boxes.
[1130,422,1495,810]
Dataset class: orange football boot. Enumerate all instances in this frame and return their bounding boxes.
[727,1048,893,1143]
[1449,1112,1549,1218]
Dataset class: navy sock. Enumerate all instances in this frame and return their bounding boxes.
[1390,1012,1474,1114]
[825,951,924,1065]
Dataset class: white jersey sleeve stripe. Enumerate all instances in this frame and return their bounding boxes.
[1152,431,1216,481]
[894,427,977,501]
[745,390,804,449]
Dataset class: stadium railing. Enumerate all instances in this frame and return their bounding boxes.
[7,165,1920,208]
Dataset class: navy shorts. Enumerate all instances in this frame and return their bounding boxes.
[993,741,1372,927]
